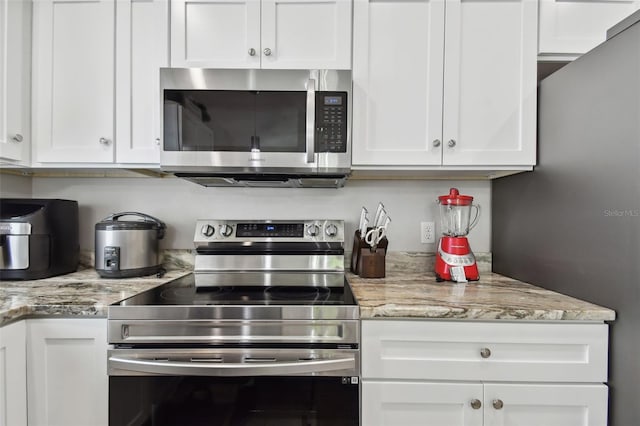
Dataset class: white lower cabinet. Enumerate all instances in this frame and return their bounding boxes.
[363,381,483,426]
[0,321,27,426]
[362,320,609,426]
[27,318,108,426]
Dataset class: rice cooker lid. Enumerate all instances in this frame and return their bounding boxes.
[95,212,165,238]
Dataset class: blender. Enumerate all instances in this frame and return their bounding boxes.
[435,188,480,283]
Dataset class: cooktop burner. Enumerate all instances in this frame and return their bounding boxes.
[117,273,356,307]
[264,285,331,301]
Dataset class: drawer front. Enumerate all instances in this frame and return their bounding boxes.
[362,320,608,382]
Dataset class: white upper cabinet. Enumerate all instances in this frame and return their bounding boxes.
[171,0,352,69]
[260,0,352,69]
[116,0,169,164]
[0,0,30,164]
[171,0,261,68]
[33,0,116,163]
[442,0,537,166]
[352,0,445,166]
[539,0,640,59]
[352,0,537,168]
[32,0,167,165]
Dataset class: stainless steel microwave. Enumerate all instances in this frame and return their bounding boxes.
[160,68,352,188]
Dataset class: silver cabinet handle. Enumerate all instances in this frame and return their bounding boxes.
[263,48,272,56]
[470,399,482,410]
[109,355,354,377]
[99,137,111,146]
[12,134,23,143]
[448,139,456,148]
[248,48,256,56]
[155,138,160,146]
[493,399,504,410]
[480,347,491,358]
[305,78,316,164]
[433,139,441,147]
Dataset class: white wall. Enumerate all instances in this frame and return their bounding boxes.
[31,176,491,252]
[0,173,32,197]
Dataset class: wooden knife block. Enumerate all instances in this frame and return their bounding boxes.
[351,229,388,278]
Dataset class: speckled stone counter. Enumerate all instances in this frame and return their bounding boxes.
[348,252,615,321]
[0,269,190,327]
[0,250,616,327]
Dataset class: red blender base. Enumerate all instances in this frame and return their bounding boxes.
[435,236,480,282]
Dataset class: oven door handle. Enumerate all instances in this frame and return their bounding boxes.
[108,355,355,377]
[305,78,316,164]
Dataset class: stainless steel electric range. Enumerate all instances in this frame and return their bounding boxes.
[107,219,359,426]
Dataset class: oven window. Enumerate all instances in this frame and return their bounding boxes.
[110,376,359,426]
[163,90,306,153]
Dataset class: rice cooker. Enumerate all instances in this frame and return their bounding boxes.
[95,212,166,278]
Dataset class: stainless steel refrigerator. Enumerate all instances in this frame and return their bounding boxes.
[492,12,640,426]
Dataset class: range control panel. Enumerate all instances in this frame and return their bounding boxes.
[194,220,345,244]
[316,92,347,153]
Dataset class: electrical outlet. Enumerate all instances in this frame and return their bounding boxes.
[421,221,435,244]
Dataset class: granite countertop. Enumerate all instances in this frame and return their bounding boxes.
[0,251,616,327]
[0,268,190,327]
[349,253,615,321]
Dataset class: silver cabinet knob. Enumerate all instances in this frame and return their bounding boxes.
[263,48,272,56]
[480,348,491,358]
[155,138,160,146]
[99,137,111,146]
[12,134,23,143]
[447,139,456,148]
[470,399,482,410]
[248,48,256,56]
[432,139,441,147]
[492,399,504,410]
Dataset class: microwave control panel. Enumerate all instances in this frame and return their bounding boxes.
[316,92,347,153]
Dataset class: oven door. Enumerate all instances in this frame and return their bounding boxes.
[108,348,360,426]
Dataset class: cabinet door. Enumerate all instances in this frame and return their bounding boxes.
[484,383,608,426]
[27,319,108,426]
[116,0,168,164]
[261,0,352,69]
[171,0,261,68]
[442,0,537,166]
[363,381,483,426]
[352,0,445,166]
[539,0,640,57]
[33,0,115,163]
[0,321,27,426]
[0,0,30,163]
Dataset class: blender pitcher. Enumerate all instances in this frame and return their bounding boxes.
[438,189,480,237]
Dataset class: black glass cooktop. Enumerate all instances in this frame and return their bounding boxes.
[115,273,356,307]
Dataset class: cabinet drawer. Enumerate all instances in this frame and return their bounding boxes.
[362,320,608,382]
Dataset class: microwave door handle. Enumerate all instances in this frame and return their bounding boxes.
[306,78,316,163]
[108,355,355,377]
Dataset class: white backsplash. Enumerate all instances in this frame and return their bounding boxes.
[30,176,491,252]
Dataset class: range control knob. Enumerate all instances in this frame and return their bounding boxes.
[307,224,320,237]
[201,224,215,237]
[219,224,233,238]
[325,223,338,237]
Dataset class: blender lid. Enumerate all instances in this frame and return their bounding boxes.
[438,188,473,206]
